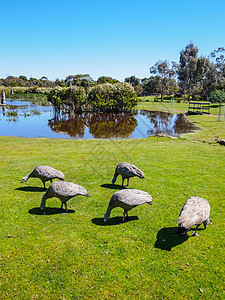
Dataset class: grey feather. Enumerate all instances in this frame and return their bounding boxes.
[104,189,152,222]
[40,181,89,212]
[178,196,210,236]
[112,162,145,186]
[21,165,65,188]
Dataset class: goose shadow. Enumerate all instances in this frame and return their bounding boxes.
[15,186,46,192]
[100,184,126,190]
[29,207,75,215]
[92,216,139,226]
[154,227,189,251]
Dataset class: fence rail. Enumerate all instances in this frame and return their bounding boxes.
[188,102,210,114]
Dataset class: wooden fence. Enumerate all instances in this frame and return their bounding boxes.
[188,102,210,114]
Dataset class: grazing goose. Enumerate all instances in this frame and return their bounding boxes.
[40,181,89,212]
[112,162,145,186]
[21,165,65,188]
[104,189,152,222]
[178,196,210,236]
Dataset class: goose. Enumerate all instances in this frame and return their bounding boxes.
[178,196,210,236]
[104,189,152,222]
[21,165,65,188]
[112,162,145,186]
[40,181,89,212]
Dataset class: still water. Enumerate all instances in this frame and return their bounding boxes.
[0,98,198,139]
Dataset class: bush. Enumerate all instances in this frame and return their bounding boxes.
[47,86,87,112]
[209,89,225,103]
[47,83,138,113]
[0,86,12,96]
[87,82,138,112]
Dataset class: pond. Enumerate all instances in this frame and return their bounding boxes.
[0,98,198,139]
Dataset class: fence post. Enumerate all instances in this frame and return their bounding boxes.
[218,103,224,121]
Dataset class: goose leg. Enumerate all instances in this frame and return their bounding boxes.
[65,202,68,213]
[122,211,128,222]
[60,202,63,210]
[126,178,129,187]
[192,225,200,236]
[122,178,124,186]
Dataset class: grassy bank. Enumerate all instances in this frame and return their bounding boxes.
[138,97,225,142]
[0,131,225,298]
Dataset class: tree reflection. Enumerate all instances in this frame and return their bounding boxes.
[48,113,86,138]
[48,112,138,138]
[87,113,138,138]
[140,110,197,137]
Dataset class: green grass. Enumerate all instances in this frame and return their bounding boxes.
[1,100,225,299]
[138,97,225,142]
[138,96,222,115]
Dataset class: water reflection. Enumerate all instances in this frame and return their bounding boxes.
[48,112,138,138]
[140,110,198,137]
[87,113,137,138]
[48,114,86,138]
[2,106,6,116]
[0,98,199,139]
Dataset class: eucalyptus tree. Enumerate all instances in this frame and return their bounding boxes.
[141,76,160,95]
[202,61,218,99]
[192,56,210,99]
[210,47,225,89]
[150,60,176,101]
[3,76,24,87]
[40,76,53,87]
[125,76,143,96]
[19,75,28,82]
[177,42,199,101]
[65,74,94,90]
[125,75,140,86]
[53,78,67,87]
[97,76,119,84]
[73,74,94,89]
[65,75,74,86]
[29,77,42,87]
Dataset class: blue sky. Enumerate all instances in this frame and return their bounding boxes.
[0,0,225,81]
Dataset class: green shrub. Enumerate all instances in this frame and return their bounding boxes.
[12,86,28,94]
[47,86,87,112]
[209,89,225,103]
[0,86,11,96]
[47,83,138,113]
[88,82,138,112]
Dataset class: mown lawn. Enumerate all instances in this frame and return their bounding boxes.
[0,100,225,299]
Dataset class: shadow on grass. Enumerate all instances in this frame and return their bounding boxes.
[15,186,46,192]
[154,227,189,251]
[92,216,139,226]
[100,184,125,190]
[29,207,75,215]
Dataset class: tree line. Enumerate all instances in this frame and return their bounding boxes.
[1,43,225,103]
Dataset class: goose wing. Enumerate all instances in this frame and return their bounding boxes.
[50,181,88,197]
[178,196,210,228]
[118,163,144,178]
[34,166,64,179]
[114,189,152,206]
